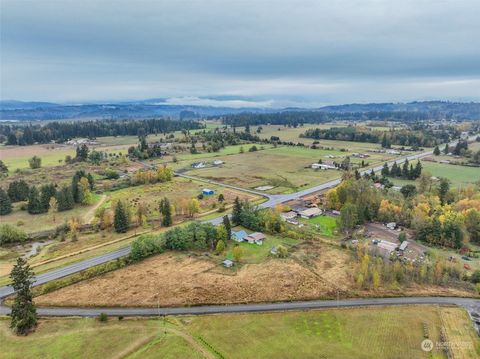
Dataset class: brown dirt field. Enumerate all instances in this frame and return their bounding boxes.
[35,244,353,307]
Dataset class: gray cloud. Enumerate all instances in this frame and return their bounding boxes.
[1,0,479,105]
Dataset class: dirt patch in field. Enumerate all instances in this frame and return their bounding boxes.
[35,245,352,307]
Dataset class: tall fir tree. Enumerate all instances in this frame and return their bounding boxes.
[402,159,409,178]
[433,146,440,156]
[159,197,172,227]
[27,187,42,214]
[40,184,57,212]
[381,162,390,177]
[56,186,74,211]
[10,257,37,335]
[222,215,232,240]
[0,187,12,215]
[232,197,243,225]
[114,201,129,233]
[7,180,29,202]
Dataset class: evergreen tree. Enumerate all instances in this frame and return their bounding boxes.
[0,160,8,176]
[56,186,74,211]
[381,162,389,177]
[114,201,129,233]
[390,162,399,177]
[222,215,232,240]
[232,197,243,225]
[76,144,89,161]
[402,159,409,178]
[8,180,29,202]
[354,169,361,180]
[0,188,12,215]
[10,257,37,335]
[159,197,172,227]
[27,187,42,214]
[439,178,450,206]
[443,143,449,155]
[381,133,390,148]
[28,156,41,169]
[414,161,422,179]
[433,146,440,156]
[40,184,56,212]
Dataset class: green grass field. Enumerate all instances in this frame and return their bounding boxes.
[225,229,298,264]
[3,305,477,359]
[181,143,407,193]
[305,215,338,237]
[422,162,480,187]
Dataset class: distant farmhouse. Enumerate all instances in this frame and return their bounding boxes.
[191,162,206,169]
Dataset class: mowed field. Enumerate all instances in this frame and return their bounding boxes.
[181,144,410,193]
[2,306,478,359]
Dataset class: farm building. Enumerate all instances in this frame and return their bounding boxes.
[232,230,247,242]
[191,162,206,168]
[222,259,234,268]
[311,163,337,170]
[244,232,266,245]
[376,240,398,256]
[386,222,397,230]
[280,211,297,221]
[298,207,323,219]
[212,160,224,166]
[202,188,215,195]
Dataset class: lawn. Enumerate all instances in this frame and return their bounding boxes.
[224,229,298,264]
[305,215,338,237]
[4,306,477,358]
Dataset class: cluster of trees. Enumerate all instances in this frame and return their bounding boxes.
[381,159,422,180]
[130,220,231,261]
[353,244,464,290]
[328,172,480,249]
[0,118,203,145]
[130,166,173,185]
[232,197,285,234]
[300,126,450,147]
[128,136,165,159]
[0,171,95,217]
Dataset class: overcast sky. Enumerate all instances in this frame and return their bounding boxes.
[1,0,479,107]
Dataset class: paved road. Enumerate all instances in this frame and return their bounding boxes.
[1,296,479,318]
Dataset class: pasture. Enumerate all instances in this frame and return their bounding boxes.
[182,144,410,193]
[2,305,477,359]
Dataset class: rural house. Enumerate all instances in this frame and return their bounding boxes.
[191,162,206,168]
[280,211,297,221]
[298,207,322,219]
[232,230,247,242]
[244,232,266,245]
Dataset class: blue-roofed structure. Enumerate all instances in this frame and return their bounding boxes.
[202,188,215,195]
[232,230,247,242]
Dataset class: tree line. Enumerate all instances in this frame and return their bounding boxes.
[0,118,203,145]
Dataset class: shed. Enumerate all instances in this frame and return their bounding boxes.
[213,160,224,166]
[280,211,297,221]
[202,188,215,195]
[222,259,234,268]
[232,230,247,242]
[399,241,409,251]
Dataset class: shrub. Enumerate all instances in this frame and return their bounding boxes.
[0,224,28,245]
[98,313,108,322]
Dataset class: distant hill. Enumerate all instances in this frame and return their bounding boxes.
[1,99,479,121]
